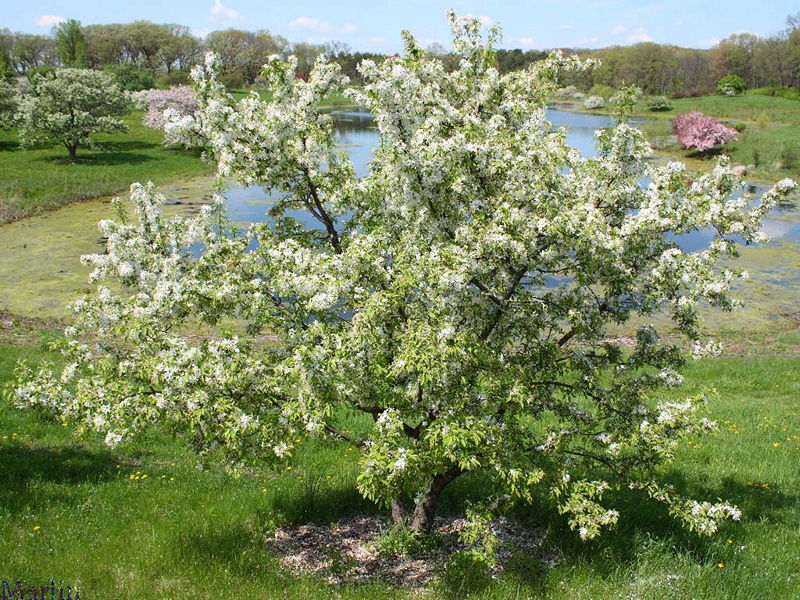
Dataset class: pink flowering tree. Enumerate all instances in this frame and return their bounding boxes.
[673,111,738,153]
[140,86,198,130]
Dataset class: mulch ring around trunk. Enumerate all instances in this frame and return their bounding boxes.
[265,515,557,586]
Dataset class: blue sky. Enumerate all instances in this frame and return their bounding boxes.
[4,1,797,52]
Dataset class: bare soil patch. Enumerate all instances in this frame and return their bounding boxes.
[265,515,556,586]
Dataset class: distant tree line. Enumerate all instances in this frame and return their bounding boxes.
[1,13,800,95]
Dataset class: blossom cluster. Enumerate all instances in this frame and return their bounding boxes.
[132,86,199,130]
[673,111,738,152]
[583,95,605,109]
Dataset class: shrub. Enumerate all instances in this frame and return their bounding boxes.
[25,65,56,81]
[138,86,198,130]
[717,74,746,96]
[15,68,128,160]
[671,87,705,99]
[647,96,672,111]
[672,111,738,152]
[219,70,245,90]
[583,95,605,109]
[128,89,151,110]
[747,87,800,102]
[157,70,191,87]
[779,145,797,170]
[103,64,155,92]
[588,84,615,99]
[556,85,578,98]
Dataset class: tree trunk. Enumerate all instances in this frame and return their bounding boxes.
[66,144,78,161]
[408,465,464,533]
[390,496,408,524]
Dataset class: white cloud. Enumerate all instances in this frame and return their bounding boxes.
[288,17,358,35]
[698,37,720,48]
[34,15,66,28]
[558,24,574,31]
[626,27,654,43]
[515,37,536,47]
[192,26,212,39]
[209,0,243,25]
[289,16,333,33]
[611,25,625,36]
[457,13,494,27]
[579,36,600,45]
[675,19,686,26]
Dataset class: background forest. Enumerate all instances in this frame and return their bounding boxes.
[3,13,800,97]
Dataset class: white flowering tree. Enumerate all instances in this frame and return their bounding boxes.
[133,86,198,131]
[16,14,795,546]
[16,68,128,161]
[0,79,18,128]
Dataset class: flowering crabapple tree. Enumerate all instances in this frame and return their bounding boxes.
[673,111,738,153]
[0,79,17,129]
[136,86,198,131]
[16,68,128,161]
[16,13,796,547]
[583,95,605,109]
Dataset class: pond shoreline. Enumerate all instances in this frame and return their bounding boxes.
[548,99,792,187]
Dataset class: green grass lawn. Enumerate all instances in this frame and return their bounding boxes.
[1,330,798,599]
[0,109,212,224]
[637,95,800,183]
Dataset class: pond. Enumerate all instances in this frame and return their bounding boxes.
[1,108,798,330]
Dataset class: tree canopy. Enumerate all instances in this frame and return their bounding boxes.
[16,13,795,553]
[54,19,87,68]
[16,68,128,159]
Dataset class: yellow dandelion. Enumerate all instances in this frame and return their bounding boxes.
[727,539,733,544]
[161,475,166,479]
[772,442,780,447]
[129,474,135,480]
[141,474,148,479]
[169,477,175,481]
[262,488,268,492]
[286,466,293,470]
[717,563,725,568]
[33,525,41,531]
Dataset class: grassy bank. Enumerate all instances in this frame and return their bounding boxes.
[0,326,798,599]
[0,109,212,224]
[560,94,800,183]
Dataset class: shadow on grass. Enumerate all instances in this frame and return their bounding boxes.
[34,152,159,166]
[508,472,798,579]
[270,473,379,526]
[429,466,798,596]
[0,444,116,513]
[686,147,727,159]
